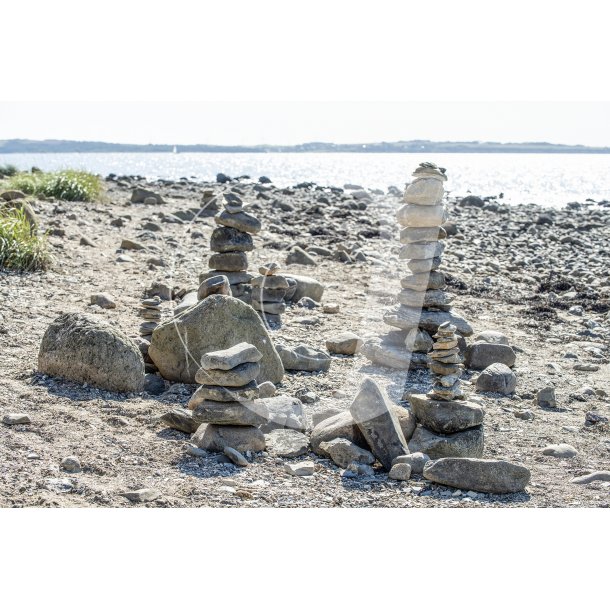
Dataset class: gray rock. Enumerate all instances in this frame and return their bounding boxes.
[265,429,310,457]
[2,413,31,425]
[60,456,81,473]
[189,381,260,405]
[173,291,198,316]
[388,463,412,481]
[120,238,146,251]
[319,438,375,468]
[223,446,249,466]
[208,251,249,271]
[311,411,367,455]
[193,424,266,453]
[284,460,315,476]
[360,338,429,370]
[90,292,116,309]
[215,209,261,234]
[344,462,375,477]
[541,443,578,458]
[196,361,261,387]
[283,274,325,302]
[392,452,430,475]
[384,305,473,336]
[277,344,331,372]
[261,395,306,432]
[148,295,283,384]
[570,471,610,484]
[197,275,231,300]
[122,488,160,503]
[160,407,199,433]
[131,187,164,204]
[465,342,516,370]
[408,394,485,434]
[473,330,509,345]
[258,381,276,398]
[286,246,317,266]
[191,399,269,426]
[210,226,254,253]
[326,332,363,355]
[38,313,144,393]
[476,363,517,394]
[536,386,557,408]
[199,270,253,286]
[423,458,531,494]
[349,377,410,470]
[200,342,262,371]
[409,425,484,459]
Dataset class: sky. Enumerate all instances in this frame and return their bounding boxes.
[2,102,609,147]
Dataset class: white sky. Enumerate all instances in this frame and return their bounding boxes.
[2,102,609,147]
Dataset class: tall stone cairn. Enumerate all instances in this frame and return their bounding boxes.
[361,162,474,370]
[199,193,261,304]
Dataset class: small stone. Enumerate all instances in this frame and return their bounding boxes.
[193,424,266,453]
[2,413,31,425]
[258,381,276,398]
[60,456,81,473]
[90,292,116,309]
[223,446,249,467]
[286,246,317,266]
[585,411,608,426]
[189,381,260,405]
[265,429,310,457]
[388,463,412,481]
[215,209,261,234]
[210,226,254,253]
[541,444,578,458]
[277,344,331,372]
[195,361,261,386]
[323,303,340,314]
[326,332,363,355]
[345,462,375,477]
[392,452,430,475]
[476,363,517,394]
[186,445,207,458]
[197,275,232,300]
[536,386,557,408]
[122,488,160,503]
[120,238,146,250]
[319,437,375,468]
[570,471,610,484]
[160,407,199,433]
[514,409,535,421]
[284,460,315,476]
[259,262,281,276]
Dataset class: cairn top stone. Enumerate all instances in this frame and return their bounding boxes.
[200,342,262,371]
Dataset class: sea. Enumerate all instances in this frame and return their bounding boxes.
[2,152,610,208]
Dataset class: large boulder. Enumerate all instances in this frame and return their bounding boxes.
[408,394,485,434]
[423,458,531,494]
[148,295,284,384]
[465,342,516,370]
[408,425,484,459]
[283,274,324,303]
[38,313,144,392]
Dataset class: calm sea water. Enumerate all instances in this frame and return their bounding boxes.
[2,152,609,207]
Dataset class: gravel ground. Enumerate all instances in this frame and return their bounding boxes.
[1,176,609,507]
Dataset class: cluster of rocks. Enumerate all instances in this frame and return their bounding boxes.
[251,262,292,328]
[200,193,261,303]
[428,322,464,401]
[188,343,267,462]
[362,162,473,369]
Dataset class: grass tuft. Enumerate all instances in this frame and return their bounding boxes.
[0,163,19,178]
[1,169,102,202]
[0,207,52,271]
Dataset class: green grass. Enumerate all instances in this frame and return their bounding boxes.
[1,169,102,202]
[0,207,52,271]
[0,164,18,178]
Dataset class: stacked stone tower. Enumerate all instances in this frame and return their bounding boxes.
[200,193,261,304]
[251,262,289,328]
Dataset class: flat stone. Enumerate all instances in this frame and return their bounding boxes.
[476,363,517,394]
[259,262,281,276]
[199,270,253,286]
[122,488,160,503]
[191,399,269,426]
[193,423,266,453]
[349,377,410,470]
[397,289,454,310]
[326,332,363,355]
[384,306,474,336]
[359,338,429,369]
[465,342,516,370]
[208,251,249,271]
[400,226,446,243]
[407,257,442,273]
[251,275,290,290]
[473,330,510,345]
[283,274,324,302]
[570,471,610,484]
[265,429,310,457]
[223,446,249,466]
[397,204,447,227]
[131,187,164,204]
[408,425,484,459]
[252,300,286,315]
[160,407,199,433]
[197,275,232,300]
[284,461,315,476]
[90,292,117,309]
[541,443,578,458]
[277,344,331,372]
[2,413,31,425]
[251,287,287,303]
[388,463,412,481]
[399,241,445,260]
[403,177,445,205]
[423,458,531,494]
[258,381,276,398]
[210,226,254,252]
[215,209,261,234]
[429,361,463,376]
[408,394,485,434]
[189,381,260,405]
[195,361,261,386]
[319,438,375,468]
[392,452,430,475]
[286,246,317,266]
[400,271,446,292]
[200,342,262,371]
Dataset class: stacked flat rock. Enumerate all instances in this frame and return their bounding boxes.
[251,262,288,328]
[199,193,261,304]
[188,342,268,453]
[139,296,162,338]
[427,322,464,400]
[362,162,472,370]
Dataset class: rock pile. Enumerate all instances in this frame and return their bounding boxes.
[200,193,261,304]
[251,262,288,328]
[138,296,162,339]
[427,322,464,401]
[188,342,268,459]
[362,161,473,369]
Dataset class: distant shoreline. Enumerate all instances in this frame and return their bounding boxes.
[2,139,610,154]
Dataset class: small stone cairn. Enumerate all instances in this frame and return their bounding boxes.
[199,193,261,304]
[427,322,464,400]
[138,296,162,339]
[361,161,472,369]
[188,343,268,458]
[251,262,289,328]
